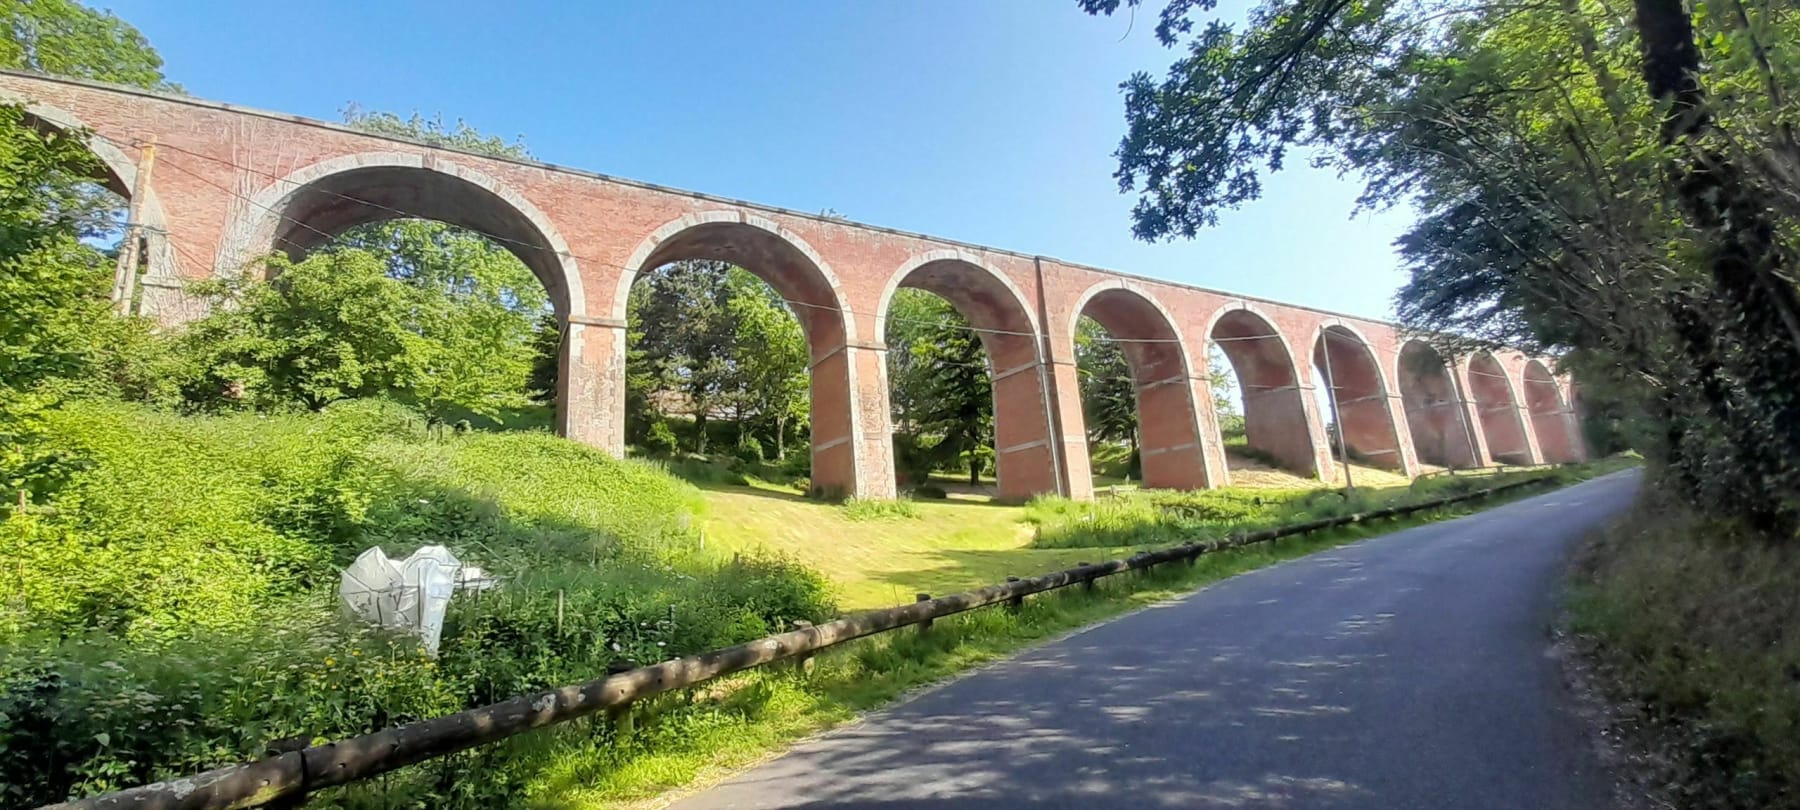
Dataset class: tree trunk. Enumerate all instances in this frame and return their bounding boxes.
[1634,0,1800,531]
[969,452,980,487]
[775,414,787,459]
[694,412,709,454]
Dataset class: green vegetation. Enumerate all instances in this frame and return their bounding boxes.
[495,461,1621,809]
[1029,464,1620,549]
[1571,504,1800,809]
[1083,3,1800,796]
[840,496,921,522]
[0,400,832,805]
[886,289,996,486]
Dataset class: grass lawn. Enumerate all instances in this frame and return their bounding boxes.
[520,458,1633,809]
[701,485,1106,610]
[699,453,1543,610]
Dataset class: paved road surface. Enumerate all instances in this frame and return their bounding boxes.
[672,470,1640,810]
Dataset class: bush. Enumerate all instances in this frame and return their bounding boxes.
[663,454,749,487]
[640,420,679,456]
[1571,499,1800,808]
[910,484,948,500]
[778,450,811,478]
[0,398,840,806]
[733,435,764,465]
[841,497,920,521]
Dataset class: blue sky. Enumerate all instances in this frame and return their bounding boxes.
[103,0,1414,321]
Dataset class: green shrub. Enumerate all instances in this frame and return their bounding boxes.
[841,497,920,521]
[641,420,679,456]
[778,450,810,478]
[0,398,837,807]
[662,454,750,487]
[1571,500,1800,808]
[733,435,764,464]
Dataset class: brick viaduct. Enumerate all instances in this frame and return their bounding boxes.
[0,70,1586,501]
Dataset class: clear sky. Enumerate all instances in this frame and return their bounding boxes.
[101,0,1415,321]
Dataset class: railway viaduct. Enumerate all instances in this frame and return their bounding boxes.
[0,70,1586,501]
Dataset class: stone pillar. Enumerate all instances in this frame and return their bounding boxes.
[1135,371,1211,490]
[845,342,898,500]
[991,357,1069,502]
[1041,355,1093,501]
[561,316,626,455]
[1380,392,1423,477]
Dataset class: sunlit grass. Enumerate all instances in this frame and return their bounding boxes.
[493,461,1631,809]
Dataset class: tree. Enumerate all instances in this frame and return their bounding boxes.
[1076,317,1137,459]
[341,105,530,159]
[724,269,808,459]
[628,261,737,452]
[0,104,116,496]
[1081,0,1800,530]
[885,290,994,485]
[180,252,420,412]
[0,0,170,90]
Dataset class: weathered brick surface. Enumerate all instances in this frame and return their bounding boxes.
[0,71,1584,499]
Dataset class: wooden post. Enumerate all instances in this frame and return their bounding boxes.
[1005,577,1023,612]
[916,593,932,632]
[1078,563,1094,592]
[791,620,816,676]
[111,137,157,315]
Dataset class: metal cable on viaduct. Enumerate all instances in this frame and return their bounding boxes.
[0,70,1588,501]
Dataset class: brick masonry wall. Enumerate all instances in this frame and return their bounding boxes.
[0,70,1587,499]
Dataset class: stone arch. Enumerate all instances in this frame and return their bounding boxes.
[1397,340,1480,468]
[217,151,585,320]
[1310,323,1407,471]
[1,97,177,291]
[615,210,867,496]
[1466,351,1532,464]
[1522,360,1581,463]
[879,250,1060,501]
[1204,303,1318,476]
[1069,280,1210,490]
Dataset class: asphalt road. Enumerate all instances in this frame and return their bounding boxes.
[670,470,1641,810]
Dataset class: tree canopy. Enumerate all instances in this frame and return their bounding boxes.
[1084,0,1800,530]
[0,0,169,90]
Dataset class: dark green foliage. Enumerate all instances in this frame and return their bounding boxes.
[638,419,679,456]
[179,247,539,424]
[1080,0,1800,530]
[626,263,808,456]
[909,484,949,500]
[884,290,994,484]
[1076,317,1136,449]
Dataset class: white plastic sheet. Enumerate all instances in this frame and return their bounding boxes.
[338,545,496,656]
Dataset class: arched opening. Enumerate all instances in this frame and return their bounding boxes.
[12,105,173,313]
[255,163,575,317]
[624,219,856,496]
[1310,326,1406,471]
[881,257,1057,502]
[225,156,583,434]
[1207,308,1316,476]
[1523,361,1580,463]
[1467,351,1531,464]
[1073,286,1207,490]
[1398,340,1479,468]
